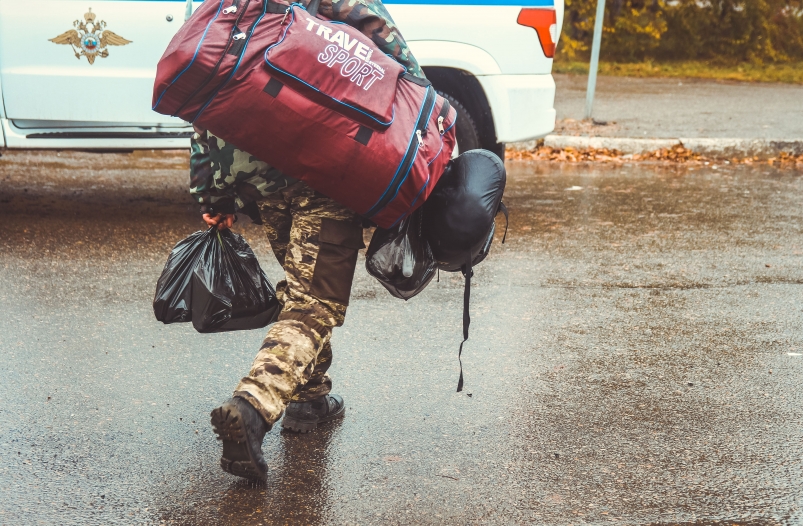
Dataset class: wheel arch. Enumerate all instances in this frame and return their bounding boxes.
[423,66,503,158]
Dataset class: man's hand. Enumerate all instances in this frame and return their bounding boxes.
[203,213,235,230]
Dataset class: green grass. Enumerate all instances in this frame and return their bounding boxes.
[553,59,803,84]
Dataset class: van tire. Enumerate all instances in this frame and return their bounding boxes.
[437,91,481,156]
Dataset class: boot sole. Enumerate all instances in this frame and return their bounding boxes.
[210,405,268,482]
[282,404,346,434]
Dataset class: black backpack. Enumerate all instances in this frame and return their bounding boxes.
[423,150,508,391]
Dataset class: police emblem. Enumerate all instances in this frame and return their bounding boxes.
[49,8,132,64]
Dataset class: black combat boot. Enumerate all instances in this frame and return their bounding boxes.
[282,394,345,433]
[210,397,270,482]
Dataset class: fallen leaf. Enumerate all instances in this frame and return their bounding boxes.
[505,145,803,168]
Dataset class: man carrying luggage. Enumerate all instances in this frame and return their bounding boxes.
[190,0,424,482]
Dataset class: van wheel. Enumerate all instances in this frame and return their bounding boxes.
[437,91,481,156]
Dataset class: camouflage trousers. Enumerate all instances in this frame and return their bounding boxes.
[233,182,364,426]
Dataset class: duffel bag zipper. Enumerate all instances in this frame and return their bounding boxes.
[437,99,451,135]
[152,0,229,112]
[388,98,456,228]
[430,98,456,166]
[365,85,437,219]
[427,99,456,167]
[193,4,271,121]
[174,0,250,117]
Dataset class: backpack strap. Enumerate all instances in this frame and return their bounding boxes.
[266,1,289,14]
[306,0,322,16]
[457,252,473,392]
[498,201,509,244]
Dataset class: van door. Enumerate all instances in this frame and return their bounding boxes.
[0,1,189,127]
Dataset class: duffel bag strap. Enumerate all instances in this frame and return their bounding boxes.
[266,0,290,14]
[306,0,322,16]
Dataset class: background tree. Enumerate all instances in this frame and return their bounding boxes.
[559,0,803,63]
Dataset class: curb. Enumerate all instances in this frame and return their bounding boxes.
[510,136,803,157]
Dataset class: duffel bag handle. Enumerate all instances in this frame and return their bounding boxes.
[264,0,319,15]
[306,0,322,16]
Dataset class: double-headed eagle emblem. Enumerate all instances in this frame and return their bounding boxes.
[49,8,132,64]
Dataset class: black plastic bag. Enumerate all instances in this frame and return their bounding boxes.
[153,228,280,333]
[153,230,207,324]
[365,208,437,300]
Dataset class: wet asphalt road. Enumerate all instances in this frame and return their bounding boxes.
[1,150,802,525]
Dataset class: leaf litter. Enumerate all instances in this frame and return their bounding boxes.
[507,144,803,168]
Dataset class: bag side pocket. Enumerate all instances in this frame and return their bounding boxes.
[309,217,365,305]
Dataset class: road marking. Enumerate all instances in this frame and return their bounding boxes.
[788,352,801,356]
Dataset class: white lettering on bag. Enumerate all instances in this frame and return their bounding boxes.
[315,24,332,40]
[329,31,345,48]
[308,20,386,91]
[327,48,351,68]
[342,33,359,52]
[354,42,372,62]
[317,43,336,64]
[341,57,363,77]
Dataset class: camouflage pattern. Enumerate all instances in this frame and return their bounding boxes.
[189,130,296,214]
[233,182,363,425]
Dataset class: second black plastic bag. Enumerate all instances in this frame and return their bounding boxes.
[365,208,437,301]
[153,228,280,333]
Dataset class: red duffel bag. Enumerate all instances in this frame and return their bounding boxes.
[152,0,457,228]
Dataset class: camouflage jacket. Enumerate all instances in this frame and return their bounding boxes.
[190,131,296,218]
[190,0,424,217]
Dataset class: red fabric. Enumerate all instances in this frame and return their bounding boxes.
[266,10,403,124]
[153,0,272,121]
[153,2,456,228]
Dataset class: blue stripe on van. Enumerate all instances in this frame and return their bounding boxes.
[385,0,554,4]
[123,0,555,5]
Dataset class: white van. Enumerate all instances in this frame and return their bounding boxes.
[0,0,562,156]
